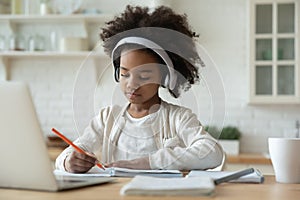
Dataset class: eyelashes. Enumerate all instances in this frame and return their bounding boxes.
[120,73,151,81]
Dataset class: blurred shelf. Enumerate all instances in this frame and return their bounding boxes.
[0,50,106,58]
[0,14,113,23]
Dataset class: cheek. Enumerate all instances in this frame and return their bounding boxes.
[142,83,160,92]
[119,79,127,90]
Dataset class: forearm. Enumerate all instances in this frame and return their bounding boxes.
[55,146,73,171]
[149,137,224,170]
[106,156,150,169]
[55,113,105,171]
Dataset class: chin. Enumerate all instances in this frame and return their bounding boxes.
[128,99,141,104]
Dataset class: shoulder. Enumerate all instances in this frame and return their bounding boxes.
[161,100,196,119]
[161,100,192,113]
[161,100,201,131]
[98,104,125,121]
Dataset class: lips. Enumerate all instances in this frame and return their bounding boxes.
[125,91,134,97]
[126,91,140,99]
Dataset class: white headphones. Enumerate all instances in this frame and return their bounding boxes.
[111,37,177,90]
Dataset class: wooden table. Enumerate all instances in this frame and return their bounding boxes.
[0,176,299,200]
[227,153,271,165]
[225,154,274,174]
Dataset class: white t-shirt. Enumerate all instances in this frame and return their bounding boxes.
[113,111,158,161]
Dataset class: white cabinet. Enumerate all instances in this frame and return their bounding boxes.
[249,0,300,104]
[0,14,111,81]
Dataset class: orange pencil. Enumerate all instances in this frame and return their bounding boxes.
[51,128,105,170]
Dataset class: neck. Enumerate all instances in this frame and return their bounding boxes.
[128,95,161,118]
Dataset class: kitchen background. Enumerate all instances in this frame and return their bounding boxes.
[0,0,299,155]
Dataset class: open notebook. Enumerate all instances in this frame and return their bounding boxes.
[54,167,183,178]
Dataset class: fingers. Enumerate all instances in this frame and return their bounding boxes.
[65,151,98,173]
[76,152,98,164]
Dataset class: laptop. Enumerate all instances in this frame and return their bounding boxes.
[0,81,114,191]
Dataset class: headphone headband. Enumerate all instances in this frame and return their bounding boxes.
[111,37,177,90]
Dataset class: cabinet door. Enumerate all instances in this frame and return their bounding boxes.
[250,0,299,104]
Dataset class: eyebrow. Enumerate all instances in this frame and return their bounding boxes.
[120,66,153,73]
[120,66,128,71]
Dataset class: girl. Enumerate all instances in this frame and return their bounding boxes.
[56,5,223,173]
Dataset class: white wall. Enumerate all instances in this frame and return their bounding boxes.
[4,0,300,154]
[172,0,300,153]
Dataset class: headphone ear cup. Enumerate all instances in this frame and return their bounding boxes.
[164,74,169,88]
[114,67,120,82]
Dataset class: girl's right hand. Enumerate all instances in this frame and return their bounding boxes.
[64,151,98,173]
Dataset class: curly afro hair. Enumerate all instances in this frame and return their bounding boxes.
[100,5,202,98]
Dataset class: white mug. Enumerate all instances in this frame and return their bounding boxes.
[268,138,300,183]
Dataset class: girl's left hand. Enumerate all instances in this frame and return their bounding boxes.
[106,157,150,169]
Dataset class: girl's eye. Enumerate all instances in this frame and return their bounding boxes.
[120,73,151,80]
[120,73,129,78]
[139,76,150,81]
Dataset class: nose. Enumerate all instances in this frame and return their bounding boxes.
[127,75,140,91]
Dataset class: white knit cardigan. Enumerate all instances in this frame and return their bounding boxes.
[55,100,224,170]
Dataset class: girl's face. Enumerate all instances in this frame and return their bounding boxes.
[119,49,161,105]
